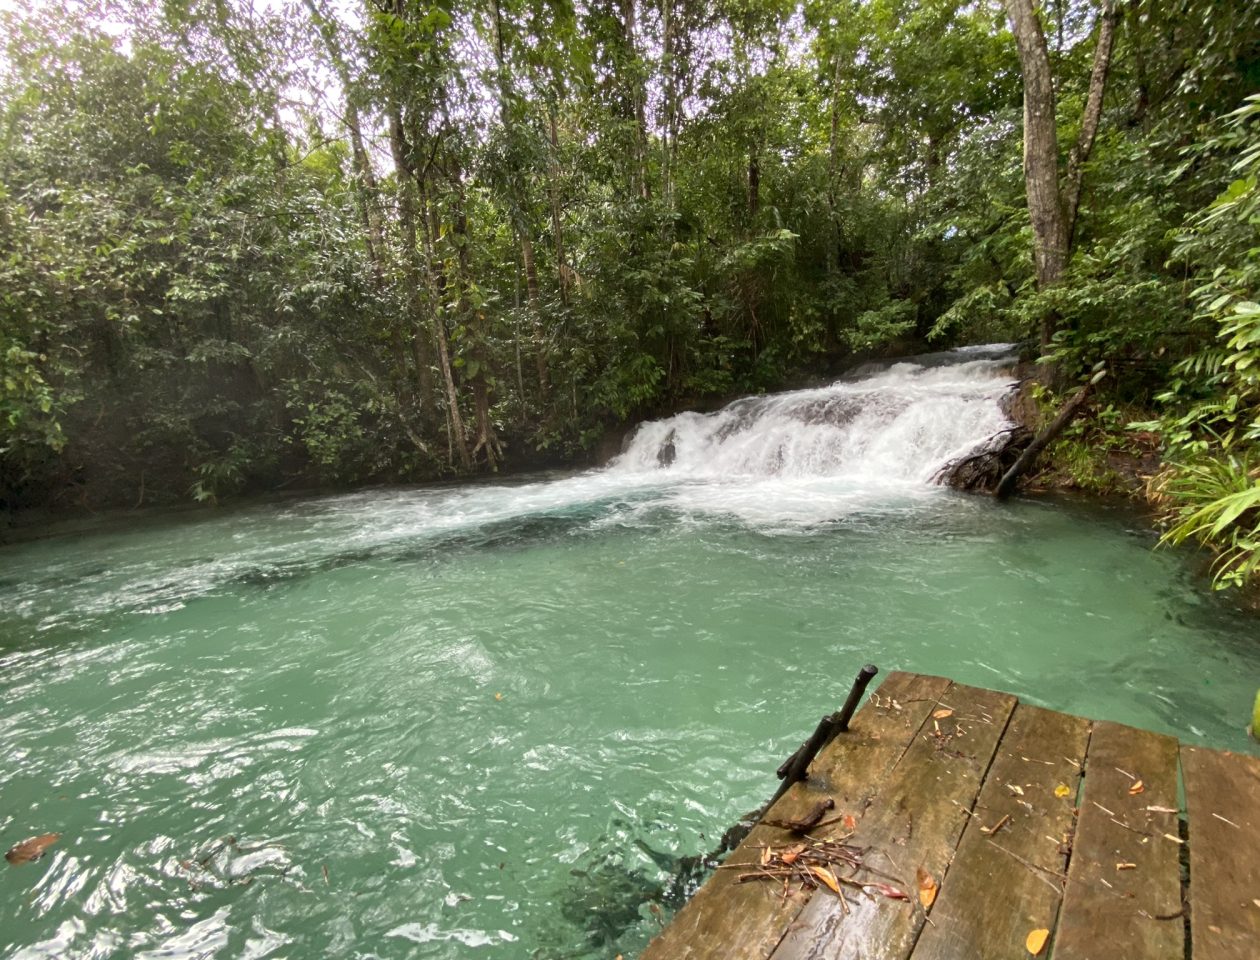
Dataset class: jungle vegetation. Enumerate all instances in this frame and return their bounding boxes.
[1,1,1258,582]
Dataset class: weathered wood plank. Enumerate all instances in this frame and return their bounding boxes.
[1053,721,1182,960]
[1182,744,1260,960]
[639,671,951,960]
[907,703,1090,960]
[769,682,1018,960]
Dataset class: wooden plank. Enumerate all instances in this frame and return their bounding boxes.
[1053,721,1182,960]
[639,671,951,960]
[769,681,1018,960]
[907,703,1090,960]
[1182,744,1260,960]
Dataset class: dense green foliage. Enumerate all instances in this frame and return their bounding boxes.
[1,0,1259,581]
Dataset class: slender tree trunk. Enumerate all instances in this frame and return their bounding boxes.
[1063,1,1120,238]
[620,0,651,201]
[547,108,569,307]
[490,0,549,405]
[747,151,761,224]
[417,176,473,470]
[386,106,438,408]
[660,0,679,203]
[450,158,499,470]
[827,52,844,275]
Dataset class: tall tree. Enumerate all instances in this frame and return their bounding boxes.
[1004,0,1120,348]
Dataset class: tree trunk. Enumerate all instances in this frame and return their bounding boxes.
[417,178,472,471]
[450,158,499,470]
[547,108,569,307]
[620,0,652,201]
[995,370,1104,499]
[1005,0,1069,298]
[386,106,438,410]
[1004,0,1119,350]
[490,0,548,405]
[1063,1,1120,239]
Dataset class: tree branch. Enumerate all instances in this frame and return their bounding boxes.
[1064,0,1120,240]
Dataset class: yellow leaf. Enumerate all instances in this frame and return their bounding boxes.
[915,866,938,909]
[1128,780,1144,796]
[494,692,503,701]
[810,865,841,896]
[1054,784,1071,798]
[1025,928,1049,955]
[932,708,954,720]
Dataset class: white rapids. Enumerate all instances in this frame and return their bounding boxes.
[604,344,1019,524]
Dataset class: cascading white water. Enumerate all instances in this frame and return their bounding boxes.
[610,345,1019,486]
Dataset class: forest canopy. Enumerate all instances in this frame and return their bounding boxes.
[1,0,1259,579]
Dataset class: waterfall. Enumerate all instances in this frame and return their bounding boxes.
[609,345,1019,486]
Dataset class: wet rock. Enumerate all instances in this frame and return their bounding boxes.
[932,426,1033,492]
[657,429,677,468]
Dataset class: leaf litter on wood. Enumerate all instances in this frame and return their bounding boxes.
[722,835,910,906]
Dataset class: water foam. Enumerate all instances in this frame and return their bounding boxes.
[611,349,1017,486]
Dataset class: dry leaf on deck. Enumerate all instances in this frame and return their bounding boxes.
[1025,928,1049,956]
[932,708,954,720]
[1054,783,1071,798]
[810,866,842,896]
[780,843,806,865]
[865,882,910,901]
[5,833,60,866]
[915,866,938,909]
[1128,780,1144,796]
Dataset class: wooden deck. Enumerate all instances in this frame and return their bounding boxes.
[640,672,1260,960]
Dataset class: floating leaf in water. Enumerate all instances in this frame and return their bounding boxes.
[1128,780,1144,796]
[1006,783,1025,796]
[932,708,954,720]
[915,866,938,909]
[810,866,841,896]
[5,833,60,865]
[494,692,503,701]
[1054,784,1071,798]
[1025,928,1049,955]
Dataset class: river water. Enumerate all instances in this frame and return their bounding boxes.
[2,348,1258,958]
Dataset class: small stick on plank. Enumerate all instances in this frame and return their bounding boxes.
[980,814,1011,836]
[1108,817,1151,838]
[985,839,1064,894]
